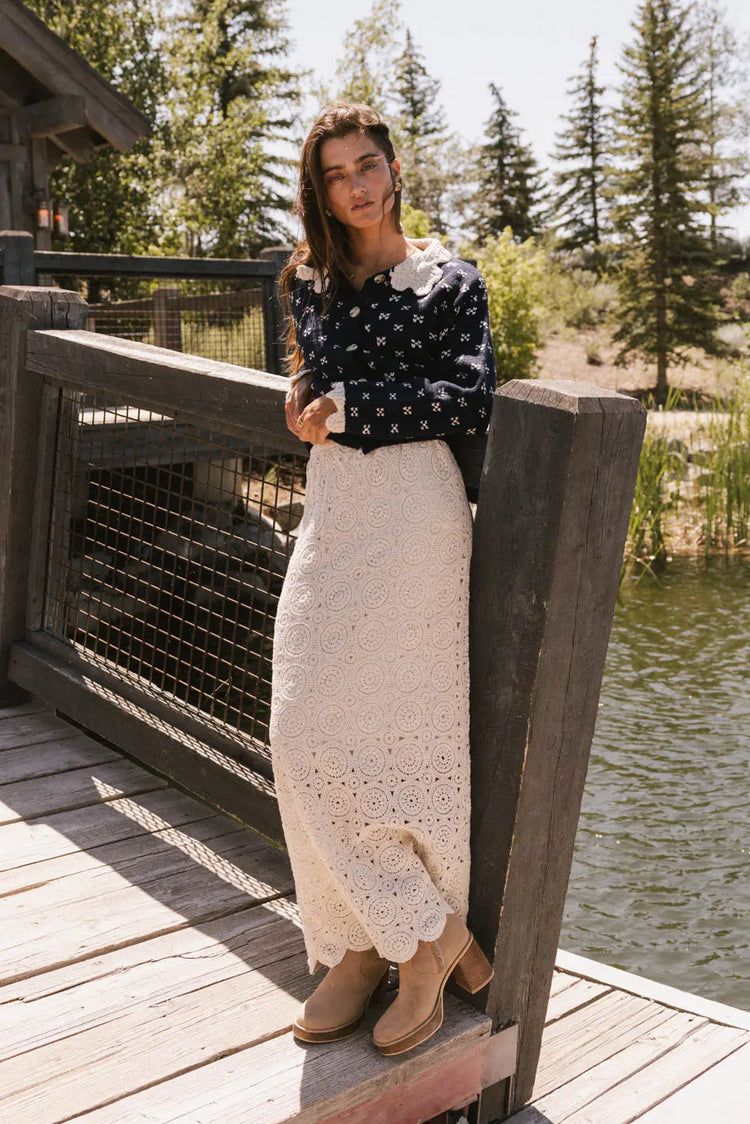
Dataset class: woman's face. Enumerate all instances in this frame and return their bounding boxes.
[319,130,400,230]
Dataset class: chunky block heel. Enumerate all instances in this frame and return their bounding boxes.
[452,936,494,993]
[373,916,493,1057]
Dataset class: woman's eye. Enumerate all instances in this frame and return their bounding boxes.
[363,162,377,171]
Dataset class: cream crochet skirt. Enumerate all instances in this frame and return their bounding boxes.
[269,438,473,972]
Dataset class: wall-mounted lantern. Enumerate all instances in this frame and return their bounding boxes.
[35,197,52,231]
[53,202,70,238]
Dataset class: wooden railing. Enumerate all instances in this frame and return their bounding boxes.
[0,284,646,1121]
[0,232,290,373]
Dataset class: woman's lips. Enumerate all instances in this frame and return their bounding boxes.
[351,201,373,212]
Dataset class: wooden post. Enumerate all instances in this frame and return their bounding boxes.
[260,245,291,374]
[153,285,183,351]
[0,286,87,703]
[0,231,35,285]
[465,380,646,1121]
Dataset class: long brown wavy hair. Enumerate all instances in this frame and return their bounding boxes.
[279,102,403,375]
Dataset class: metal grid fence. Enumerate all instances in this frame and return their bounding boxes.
[43,389,307,758]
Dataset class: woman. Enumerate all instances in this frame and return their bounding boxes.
[269,101,496,1057]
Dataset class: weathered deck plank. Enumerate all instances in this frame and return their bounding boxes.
[0,733,119,784]
[0,941,311,1122]
[0,785,219,871]
[533,991,677,1099]
[635,1041,749,1121]
[0,905,301,1050]
[533,1009,705,1119]
[72,1001,494,1124]
[564,1019,749,1122]
[0,710,83,748]
[0,757,168,824]
[544,977,611,1023]
[1,706,748,1124]
[3,813,257,904]
[1,824,293,982]
[0,701,46,720]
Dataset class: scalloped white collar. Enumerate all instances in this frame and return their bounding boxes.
[295,238,453,296]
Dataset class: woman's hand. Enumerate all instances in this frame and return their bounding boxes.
[297,395,339,445]
[285,374,313,436]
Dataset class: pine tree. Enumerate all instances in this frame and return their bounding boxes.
[23,0,165,256]
[694,0,746,252]
[332,0,404,113]
[472,84,543,243]
[162,0,300,257]
[391,29,459,233]
[610,0,720,395]
[550,36,609,266]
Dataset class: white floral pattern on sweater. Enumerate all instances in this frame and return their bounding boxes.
[291,238,496,452]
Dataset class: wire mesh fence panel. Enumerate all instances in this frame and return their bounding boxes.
[43,388,307,762]
[50,275,269,371]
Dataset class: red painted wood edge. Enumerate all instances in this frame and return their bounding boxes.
[318,1025,518,1124]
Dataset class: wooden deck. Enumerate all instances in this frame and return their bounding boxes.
[1,704,748,1123]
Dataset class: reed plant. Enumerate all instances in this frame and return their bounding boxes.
[697,372,750,551]
[623,367,749,580]
[625,387,687,577]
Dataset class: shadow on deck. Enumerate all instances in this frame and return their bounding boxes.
[0,704,509,1123]
[1,704,748,1123]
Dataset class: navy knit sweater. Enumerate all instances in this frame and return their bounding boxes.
[289,237,497,455]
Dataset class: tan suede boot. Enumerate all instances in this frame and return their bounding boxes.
[372,913,494,1056]
[293,947,390,1044]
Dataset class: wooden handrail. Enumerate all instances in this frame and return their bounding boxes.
[33,250,281,279]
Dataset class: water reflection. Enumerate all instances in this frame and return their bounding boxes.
[562,557,750,1008]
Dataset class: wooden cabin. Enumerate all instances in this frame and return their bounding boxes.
[0,0,149,247]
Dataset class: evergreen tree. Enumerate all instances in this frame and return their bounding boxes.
[472,84,543,243]
[391,30,443,219]
[162,0,300,257]
[694,0,747,252]
[610,0,720,394]
[24,0,165,255]
[332,0,404,113]
[392,30,447,224]
[550,36,609,265]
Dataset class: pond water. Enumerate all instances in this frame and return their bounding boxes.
[561,556,750,1009]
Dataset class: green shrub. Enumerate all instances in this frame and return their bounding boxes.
[400,203,434,239]
[585,340,603,365]
[538,263,618,331]
[729,272,750,308]
[473,229,546,381]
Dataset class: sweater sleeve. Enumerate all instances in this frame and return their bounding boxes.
[325,270,496,442]
[323,382,347,432]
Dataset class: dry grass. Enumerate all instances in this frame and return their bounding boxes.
[536,326,740,401]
